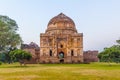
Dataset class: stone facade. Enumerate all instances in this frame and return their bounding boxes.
[83,50,99,63]
[40,13,83,63]
[21,42,40,63]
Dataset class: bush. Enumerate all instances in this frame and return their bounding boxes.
[0,61,2,65]
[10,49,32,66]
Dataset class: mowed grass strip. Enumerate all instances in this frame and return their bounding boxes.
[0,63,120,80]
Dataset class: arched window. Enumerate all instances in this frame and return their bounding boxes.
[60,44,63,48]
[49,50,52,56]
[59,51,64,58]
[71,50,74,56]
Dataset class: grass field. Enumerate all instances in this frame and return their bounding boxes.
[0,62,120,80]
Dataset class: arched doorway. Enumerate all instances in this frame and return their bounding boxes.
[58,51,64,63]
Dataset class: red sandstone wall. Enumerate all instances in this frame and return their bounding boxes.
[83,50,99,63]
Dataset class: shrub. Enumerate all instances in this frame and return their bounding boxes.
[0,61,2,65]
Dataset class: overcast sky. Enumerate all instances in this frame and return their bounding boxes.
[0,0,120,51]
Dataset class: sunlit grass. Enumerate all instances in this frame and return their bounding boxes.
[0,62,120,80]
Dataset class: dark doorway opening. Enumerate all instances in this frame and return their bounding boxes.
[59,51,64,63]
[60,59,64,63]
[71,50,74,56]
[49,50,52,56]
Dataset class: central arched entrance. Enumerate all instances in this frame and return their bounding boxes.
[58,51,64,63]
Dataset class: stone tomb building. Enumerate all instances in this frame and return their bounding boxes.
[21,42,40,63]
[40,13,83,63]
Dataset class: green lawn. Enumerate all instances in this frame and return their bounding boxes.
[0,62,120,80]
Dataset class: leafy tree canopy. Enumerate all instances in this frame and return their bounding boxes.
[0,15,22,51]
[98,40,120,64]
[116,39,120,45]
[10,49,32,65]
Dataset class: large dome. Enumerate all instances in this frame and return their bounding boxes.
[46,13,77,34]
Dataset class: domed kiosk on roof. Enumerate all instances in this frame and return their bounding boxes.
[40,13,83,63]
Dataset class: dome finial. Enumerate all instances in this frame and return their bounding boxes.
[58,13,66,17]
[60,12,63,15]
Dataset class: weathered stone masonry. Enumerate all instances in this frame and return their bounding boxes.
[40,13,83,63]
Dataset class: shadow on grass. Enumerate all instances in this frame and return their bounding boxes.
[0,63,41,68]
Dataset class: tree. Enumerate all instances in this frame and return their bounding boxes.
[116,39,120,45]
[98,48,112,65]
[0,15,22,52]
[98,38,120,64]
[110,46,120,63]
[10,49,32,66]
[98,46,120,64]
[0,52,6,62]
